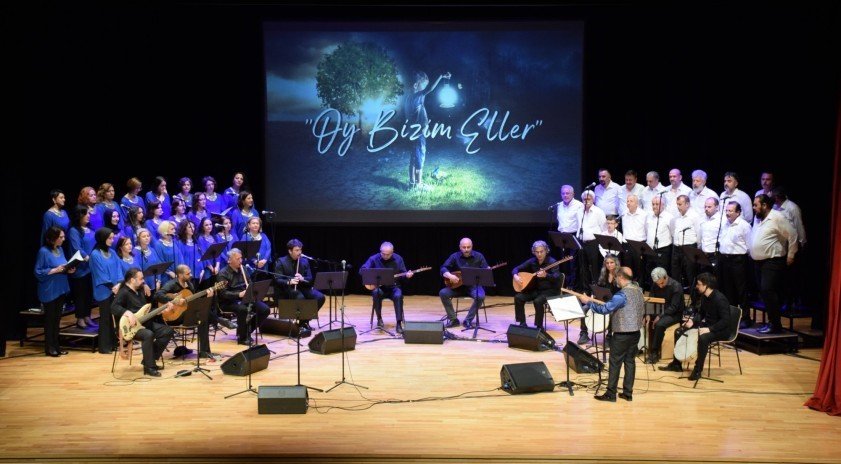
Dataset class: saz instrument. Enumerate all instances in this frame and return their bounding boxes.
[512,256,574,292]
[119,302,173,343]
[161,281,227,322]
[364,267,432,291]
[444,262,507,289]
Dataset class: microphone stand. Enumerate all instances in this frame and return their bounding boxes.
[326,261,367,392]
[225,265,258,399]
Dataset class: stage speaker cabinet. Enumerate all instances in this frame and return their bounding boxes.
[402,321,444,344]
[562,342,604,373]
[500,362,555,394]
[258,386,308,414]
[308,327,357,355]
[260,317,298,336]
[506,324,556,351]
[220,344,270,376]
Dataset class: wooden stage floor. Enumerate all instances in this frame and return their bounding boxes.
[0,295,837,463]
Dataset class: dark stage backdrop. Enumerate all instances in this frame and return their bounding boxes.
[5,3,840,342]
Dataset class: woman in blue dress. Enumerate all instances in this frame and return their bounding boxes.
[34,226,73,356]
[145,176,172,219]
[123,205,145,245]
[144,200,164,243]
[202,175,226,214]
[41,189,70,246]
[67,205,97,329]
[240,216,271,272]
[90,227,122,354]
[187,192,210,230]
[94,183,122,231]
[173,177,193,212]
[231,191,259,238]
[170,198,188,225]
[120,177,146,222]
[153,220,178,285]
[134,228,162,291]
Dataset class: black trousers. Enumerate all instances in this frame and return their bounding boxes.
[43,295,66,355]
[606,331,640,396]
[223,301,270,341]
[651,313,682,355]
[514,289,558,329]
[97,296,116,354]
[645,246,673,290]
[69,275,93,319]
[671,245,698,289]
[133,321,174,368]
[372,286,404,322]
[755,257,786,329]
[720,254,748,314]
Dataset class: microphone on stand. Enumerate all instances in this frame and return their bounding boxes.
[583,182,597,190]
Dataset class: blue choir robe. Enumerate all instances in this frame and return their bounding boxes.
[34,247,70,303]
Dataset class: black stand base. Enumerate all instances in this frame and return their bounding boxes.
[325,379,368,393]
[225,386,258,398]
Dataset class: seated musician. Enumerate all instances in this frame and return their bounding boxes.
[112,268,174,377]
[153,265,216,358]
[512,240,560,331]
[659,272,731,380]
[273,239,325,338]
[645,267,686,364]
[217,248,270,345]
[439,237,488,329]
[359,241,414,333]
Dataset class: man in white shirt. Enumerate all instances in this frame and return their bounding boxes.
[618,170,645,215]
[645,195,673,286]
[640,171,666,212]
[663,169,692,217]
[755,171,775,198]
[749,194,798,334]
[771,187,807,313]
[594,169,622,216]
[621,194,648,283]
[578,190,606,292]
[689,169,717,215]
[720,171,753,223]
[671,195,702,288]
[555,184,583,289]
[719,201,752,327]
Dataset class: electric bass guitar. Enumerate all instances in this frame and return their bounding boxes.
[512,255,574,292]
[444,262,507,289]
[364,267,432,291]
[161,281,227,322]
[118,302,174,343]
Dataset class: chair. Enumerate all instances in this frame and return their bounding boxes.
[110,314,140,373]
[694,305,743,388]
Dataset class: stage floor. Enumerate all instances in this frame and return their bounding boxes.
[0,295,837,463]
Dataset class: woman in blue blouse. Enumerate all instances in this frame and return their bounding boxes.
[67,205,97,329]
[145,176,171,219]
[94,183,122,231]
[34,226,73,356]
[173,177,193,211]
[175,219,205,284]
[123,205,145,245]
[223,171,245,210]
[187,192,209,230]
[240,216,271,271]
[134,228,162,291]
[231,191,259,238]
[41,189,70,246]
[120,177,146,222]
[202,175,226,214]
[144,200,164,243]
[90,228,122,354]
[153,221,177,285]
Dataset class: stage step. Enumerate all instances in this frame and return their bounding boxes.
[736,327,799,355]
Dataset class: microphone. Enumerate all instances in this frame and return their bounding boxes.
[301,253,315,261]
[213,223,226,231]
[548,202,560,210]
[244,264,255,273]
[341,259,346,269]
[584,182,596,190]
[261,210,275,215]
[681,226,692,232]
[721,195,732,200]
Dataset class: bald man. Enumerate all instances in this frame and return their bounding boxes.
[440,238,489,329]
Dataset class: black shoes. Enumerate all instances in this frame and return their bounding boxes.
[577,332,590,345]
[758,325,783,334]
[298,326,312,338]
[688,369,702,381]
[446,319,459,328]
[462,319,474,329]
[144,367,161,377]
[396,323,404,334]
[594,393,616,402]
[518,321,527,328]
[644,352,661,364]
[46,350,68,357]
[237,337,254,345]
[218,317,236,330]
[659,362,683,372]
[376,319,385,329]
[618,392,633,402]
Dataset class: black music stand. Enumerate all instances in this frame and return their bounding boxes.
[549,231,582,255]
[625,239,655,286]
[198,242,228,282]
[181,296,213,380]
[210,207,233,223]
[143,261,174,288]
[589,285,613,363]
[546,294,586,396]
[231,240,261,267]
[358,268,396,336]
[277,299,323,393]
[682,245,711,267]
[459,267,496,338]
[594,234,623,257]
[225,278,271,399]
[314,271,348,329]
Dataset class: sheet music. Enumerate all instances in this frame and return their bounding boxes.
[547,295,586,321]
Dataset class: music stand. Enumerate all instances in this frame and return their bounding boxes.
[198,242,228,283]
[549,232,582,256]
[459,267,496,338]
[225,279,271,399]
[231,240,261,264]
[681,245,711,267]
[314,271,348,329]
[277,299,323,393]
[358,268,396,336]
[589,285,613,361]
[625,239,655,286]
[181,296,213,380]
[547,295,586,396]
[594,234,623,257]
[210,207,233,223]
[143,261,174,288]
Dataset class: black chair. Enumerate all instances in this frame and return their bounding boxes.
[694,305,743,388]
